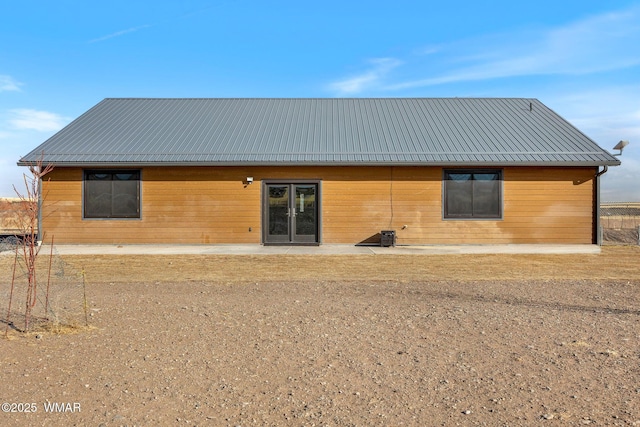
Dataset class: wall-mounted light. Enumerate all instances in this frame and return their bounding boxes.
[246,176,254,185]
[613,140,629,156]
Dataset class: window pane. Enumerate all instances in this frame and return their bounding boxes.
[85,180,113,218]
[473,173,498,182]
[446,173,473,216]
[473,176,500,216]
[450,173,472,181]
[84,170,140,218]
[114,172,139,181]
[112,180,139,217]
[87,173,111,181]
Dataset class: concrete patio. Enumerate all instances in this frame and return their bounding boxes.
[6,243,602,256]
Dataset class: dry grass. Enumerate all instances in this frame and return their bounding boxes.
[19,245,636,284]
[9,321,93,338]
[2,246,638,338]
[2,246,638,288]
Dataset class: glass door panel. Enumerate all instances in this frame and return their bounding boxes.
[294,185,317,243]
[267,185,290,243]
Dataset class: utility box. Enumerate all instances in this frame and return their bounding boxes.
[380,230,396,247]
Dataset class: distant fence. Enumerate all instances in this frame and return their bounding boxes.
[601,202,640,245]
[0,198,26,236]
[0,199,35,251]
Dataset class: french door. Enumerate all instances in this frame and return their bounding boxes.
[264,182,319,244]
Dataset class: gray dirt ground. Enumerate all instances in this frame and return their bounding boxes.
[1,250,639,426]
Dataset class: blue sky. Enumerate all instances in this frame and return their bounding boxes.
[1,0,638,200]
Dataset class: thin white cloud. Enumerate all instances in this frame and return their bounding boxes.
[328,58,402,95]
[88,24,151,43]
[415,45,441,56]
[8,109,69,132]
[387,4,640,90]
[542,85,640,202]
[547,85,640,145]
[602,155,640,202]
[0,75,22,92]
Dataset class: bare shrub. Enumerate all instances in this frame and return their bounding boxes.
[2,158,89,337]
[3,248,89,336]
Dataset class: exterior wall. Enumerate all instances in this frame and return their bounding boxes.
[40,166,597,244]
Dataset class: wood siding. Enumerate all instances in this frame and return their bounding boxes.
[40,166,597,244]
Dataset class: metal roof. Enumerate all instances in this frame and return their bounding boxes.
[19,98,621,167]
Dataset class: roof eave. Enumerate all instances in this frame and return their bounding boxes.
[17,160,622,168]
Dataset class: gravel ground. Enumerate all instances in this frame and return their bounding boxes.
[604,229,639,245]
[1,251,639,426]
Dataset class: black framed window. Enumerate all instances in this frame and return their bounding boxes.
[444,169,502,219]
[84,170,141,219]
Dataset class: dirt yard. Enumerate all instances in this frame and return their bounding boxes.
[1,247,639,426]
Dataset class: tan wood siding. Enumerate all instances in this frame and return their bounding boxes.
[41,166,597,244]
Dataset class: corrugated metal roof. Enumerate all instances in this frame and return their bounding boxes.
[19,98,621,167]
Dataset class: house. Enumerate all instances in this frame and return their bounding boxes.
[18,98,620,246]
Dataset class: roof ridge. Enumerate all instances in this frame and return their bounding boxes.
[102,97,540,101]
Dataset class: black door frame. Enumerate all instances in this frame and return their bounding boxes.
[262,179,321,245]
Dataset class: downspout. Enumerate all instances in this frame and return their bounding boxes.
[595,165,608,179]
[37,176,43,244]
[594,166,608,246]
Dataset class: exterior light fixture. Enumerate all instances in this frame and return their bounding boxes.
[246,176,254,185]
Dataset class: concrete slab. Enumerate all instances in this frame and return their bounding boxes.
[368,244,601,255]
[0,243,601,256]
